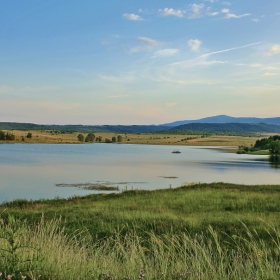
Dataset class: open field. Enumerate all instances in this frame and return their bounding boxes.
[1,182,280,279]
[1,129,264,147]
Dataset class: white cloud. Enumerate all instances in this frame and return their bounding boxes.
[208,11,219,16]
[189,4,204,18]
[267,45,280,55]
[262,67,279,70]
[153,49,179,57]
[159,8,184,18]
[221,8,250,19]
[236,63,262,68]
[130,37,161,53]
[263,73,278,77]
[188,39,202,51]
[137,37,159,45]
[225,12,251,19]
[252,19,260,22]
[123,13,143,21]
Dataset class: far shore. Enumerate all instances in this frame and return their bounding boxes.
[1,129,266,149]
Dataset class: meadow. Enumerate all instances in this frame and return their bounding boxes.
[2,129,262,147]
[1,183,280,279]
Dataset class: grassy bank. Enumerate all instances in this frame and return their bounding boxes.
[0,129,263,147]
[1,183,280,279]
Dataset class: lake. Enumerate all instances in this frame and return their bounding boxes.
[0,143,279,203]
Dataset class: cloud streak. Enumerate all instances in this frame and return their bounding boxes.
[172,42,263,66]
[130,37,161,53]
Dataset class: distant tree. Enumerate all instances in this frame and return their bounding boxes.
[26,132,32,139]
[85,133,95,142]
[105,138,112,143]
[270,140,280,155]
[117,135,122,142]
[96,136,102,142]
[112,136,116,142]
[5,132,15,140]
[0,131,5,140]
[77,134,84,142]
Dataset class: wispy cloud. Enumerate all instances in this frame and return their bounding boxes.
[189,4,204,18]
[262,67,279,70]
[172,42,263,66]
[153,49,179,57]
[222,8,250,19]
[198,42,262,59]
[223,2,232,5]
[130,37,161,53]
[252,19,260,22]
[236,63,262,68]
[263,73,278,76]
[188,39,202,51]
[267,45,280,55]
[159,8,184,18]
[123,13,143,21]
[225,12,250,19]
[221,9,251,19]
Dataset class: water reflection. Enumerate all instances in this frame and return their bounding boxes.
[268,155,280,169]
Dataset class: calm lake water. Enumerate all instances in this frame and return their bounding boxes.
[0,143,279,203]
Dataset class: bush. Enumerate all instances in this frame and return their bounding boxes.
[26,132,32,139]
[77,134,84,142]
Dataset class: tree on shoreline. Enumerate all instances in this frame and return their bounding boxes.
[85,133,95,142]
[0,130,15,141]
[269,140,280,155]
[77,134,84,142]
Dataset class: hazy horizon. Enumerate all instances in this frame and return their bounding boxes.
[1,1,279,125]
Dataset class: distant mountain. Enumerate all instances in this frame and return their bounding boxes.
[170,123,280,133]
[0,122,168,133]
[161,115,280,127]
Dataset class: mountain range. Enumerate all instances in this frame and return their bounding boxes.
[161,115,280,127]
[1,115,280,134]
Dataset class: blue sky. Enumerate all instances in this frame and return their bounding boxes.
[0,0,280,125]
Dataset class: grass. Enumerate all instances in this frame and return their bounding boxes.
[2,182,280,279]
[1,215,280,279]
[3,183,280,240]
[0,129,265,147]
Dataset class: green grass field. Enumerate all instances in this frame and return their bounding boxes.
[1,183,280,279]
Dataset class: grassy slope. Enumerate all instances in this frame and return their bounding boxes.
[3,183,280,240]
[2,183,280,279]
[0,129,262,147]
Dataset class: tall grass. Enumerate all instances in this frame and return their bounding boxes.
[1,215,280,280]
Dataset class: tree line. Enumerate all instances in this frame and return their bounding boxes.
[0,130,15,141]
[77,133,123,143]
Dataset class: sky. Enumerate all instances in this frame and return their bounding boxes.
[0,0,280,125]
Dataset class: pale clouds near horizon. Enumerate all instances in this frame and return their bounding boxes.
[0,0,279,125]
